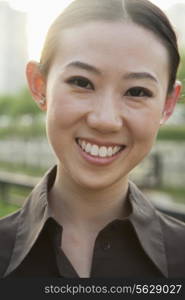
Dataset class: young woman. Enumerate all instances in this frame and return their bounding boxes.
[0,0,185,278]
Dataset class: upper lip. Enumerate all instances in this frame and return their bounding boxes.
[76,137,125,147]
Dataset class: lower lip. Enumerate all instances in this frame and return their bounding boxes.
[76,142,126,166]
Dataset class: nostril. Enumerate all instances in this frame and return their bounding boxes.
[86,114,122,133]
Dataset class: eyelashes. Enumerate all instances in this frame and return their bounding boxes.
[125,87,153,98]
[65,76,94,90]
[65,76,153,98]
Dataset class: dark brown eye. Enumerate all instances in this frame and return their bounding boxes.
[126,87,153,97]
[67,77,94,90]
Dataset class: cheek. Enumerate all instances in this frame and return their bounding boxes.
[46,86,93,130]
[47,95,81,130]
[128,107,162,141]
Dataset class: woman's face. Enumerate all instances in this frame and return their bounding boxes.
[41,21,178,190]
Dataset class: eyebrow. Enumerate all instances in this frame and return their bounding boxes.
[65,61,101,75]
[123,72,158,83]
[65,61,158,83]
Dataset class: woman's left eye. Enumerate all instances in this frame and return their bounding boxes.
[125,87,153,98]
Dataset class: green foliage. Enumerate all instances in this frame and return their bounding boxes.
[0,87,41,117]
[0,201,20,218]
[0,94,15,115]
[157,125,185,141]
[177,52,185,103]
[0,87,45,139]
[10,88,40,117]
[0,161,46,177]
[155,187,185,204]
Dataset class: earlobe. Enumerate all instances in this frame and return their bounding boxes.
[26,61,47,111]
[160,80,182,126]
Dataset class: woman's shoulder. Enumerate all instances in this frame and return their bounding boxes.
[156,210,185,276]
[156,208,185,245]
[0,210,21,278]
[157,209,185,235]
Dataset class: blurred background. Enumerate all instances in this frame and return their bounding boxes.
[0,0,185,219]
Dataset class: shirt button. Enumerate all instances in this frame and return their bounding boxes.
[101,241,111,251]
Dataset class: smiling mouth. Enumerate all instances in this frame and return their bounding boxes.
[76,138,125,158]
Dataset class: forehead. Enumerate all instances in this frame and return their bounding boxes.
[51,21,169,84]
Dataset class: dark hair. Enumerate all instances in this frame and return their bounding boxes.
[40,0,180,93]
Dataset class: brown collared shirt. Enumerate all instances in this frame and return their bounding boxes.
[1,166,185,278]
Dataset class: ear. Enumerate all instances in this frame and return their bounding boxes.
[160,80,182,125]
[26,61,47,111]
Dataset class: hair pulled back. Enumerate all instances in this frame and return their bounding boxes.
[40,0,180,93]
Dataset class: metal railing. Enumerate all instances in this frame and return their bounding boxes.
[0,171,40,203]
[0,171,185,223]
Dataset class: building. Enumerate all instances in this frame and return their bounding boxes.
[0,1,28,95]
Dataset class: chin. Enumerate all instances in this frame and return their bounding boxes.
[74,173,127,192]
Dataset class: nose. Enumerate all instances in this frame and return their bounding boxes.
[86,93,123,133]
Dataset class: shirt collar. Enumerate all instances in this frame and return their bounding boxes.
[128,181,168,277]
[4,167,55,277]
[4,166,168,277]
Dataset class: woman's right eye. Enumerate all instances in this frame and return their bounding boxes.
[66,77,94,90]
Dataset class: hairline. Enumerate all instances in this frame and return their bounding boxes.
[40,18,171,91]
[39,0,177,94]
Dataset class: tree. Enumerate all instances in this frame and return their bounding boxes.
[10,88,41,117]
[0,88,41,118]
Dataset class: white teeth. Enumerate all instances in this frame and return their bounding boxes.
[107,147,113,157]
[85,143,91,153]
[99,146,107,157]
[91,145,99,156]
[77,139,123,158]
[113,146,119,154]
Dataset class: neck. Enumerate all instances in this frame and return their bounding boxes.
[48,166,130,233]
